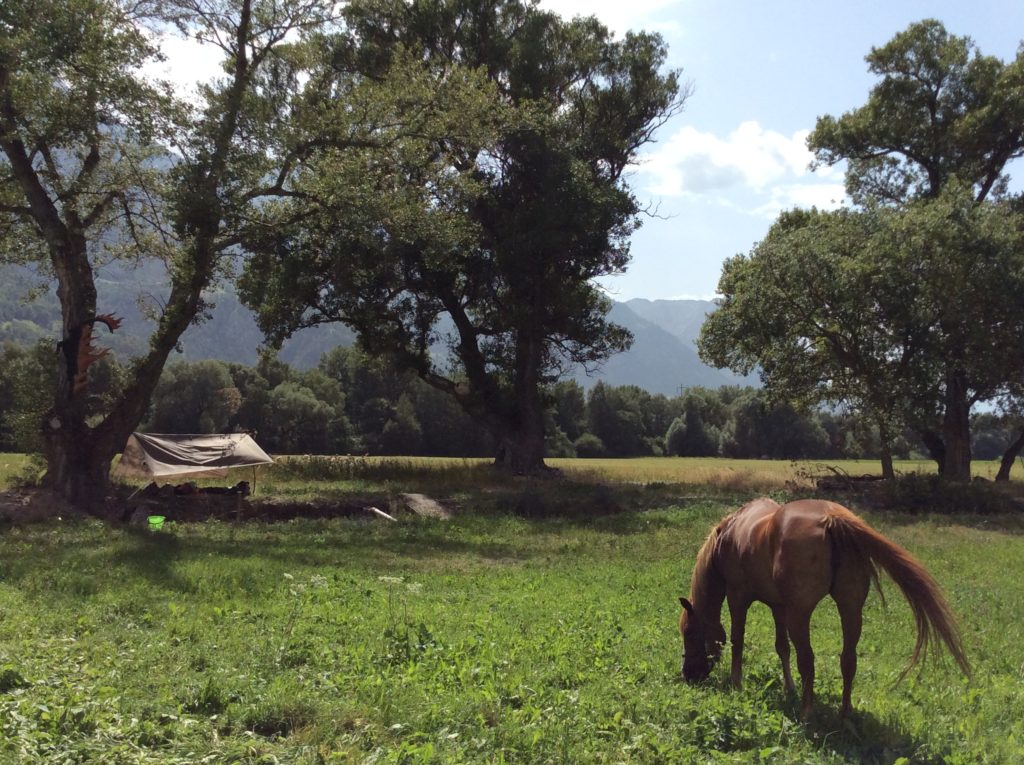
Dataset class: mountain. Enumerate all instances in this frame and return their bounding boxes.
[621,298,713,349]
[0,263,753,395]
[0,262,355,367]
[570,300,755,396]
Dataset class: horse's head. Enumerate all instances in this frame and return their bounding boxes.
[678,596,725,682]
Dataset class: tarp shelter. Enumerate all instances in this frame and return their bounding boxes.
[113,433,273,482]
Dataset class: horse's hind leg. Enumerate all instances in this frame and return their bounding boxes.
[837,604,863,716]
[785,608,816,719]
[832,566,870,716]
[771,605,794,693]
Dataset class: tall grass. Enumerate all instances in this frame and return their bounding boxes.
[3,453,1019,495]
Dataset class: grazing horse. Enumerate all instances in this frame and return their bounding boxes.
[678,498,970,717]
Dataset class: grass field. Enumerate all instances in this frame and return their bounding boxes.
[1,452,1021,496]
[1,454,1023,763]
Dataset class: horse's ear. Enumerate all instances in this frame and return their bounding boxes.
[679,597,694,615]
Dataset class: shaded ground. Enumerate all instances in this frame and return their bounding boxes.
[0,480,658,525]
[0,487,434,525]
[3,468,1023,527]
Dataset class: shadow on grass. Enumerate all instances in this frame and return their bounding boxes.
[701,672,950,764]
[797,699,950,764]
[109,525,194,592]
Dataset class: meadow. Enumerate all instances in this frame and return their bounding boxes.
[1,455,1023,763]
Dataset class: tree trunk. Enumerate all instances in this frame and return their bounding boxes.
[917,428,946,474]
[493,411,547,474]
[877,418,896,480]
[492,332,548,474]
[995,428,1024,482]
[41,227,112,507]
[941,371,972,482]
[879,446,895,480]
[42,426,112,509]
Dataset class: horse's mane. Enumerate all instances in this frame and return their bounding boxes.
[689,512,734,610]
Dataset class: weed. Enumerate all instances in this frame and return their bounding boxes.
[182,677,230,715]
[0,665,28,692]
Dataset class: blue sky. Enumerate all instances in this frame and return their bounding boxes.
[538,0,1024,300]
[150,1,1024,302]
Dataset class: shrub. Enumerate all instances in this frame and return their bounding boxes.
[573,432,606,458]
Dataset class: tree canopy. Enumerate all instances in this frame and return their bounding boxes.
[809,18,1024,205]
[240,0,685,473]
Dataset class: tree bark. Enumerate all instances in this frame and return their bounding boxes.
[916,428,946,475]
[492,332,548,474]
[995,427,1024,482]
[492,401,547,474]
[877,418,896,480]
[941,371,972,482]
[41,225,115,507]
[879,445,895,481]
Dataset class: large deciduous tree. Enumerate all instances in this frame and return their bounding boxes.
[701,20,1024,482]
[0,0,334,508]
[699,195,1024,479]
[240,0,684,474]
[811,20,1024,481]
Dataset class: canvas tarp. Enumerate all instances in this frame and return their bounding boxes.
[113,433,273,481]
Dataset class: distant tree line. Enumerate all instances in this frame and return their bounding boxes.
[4,341,1022,462]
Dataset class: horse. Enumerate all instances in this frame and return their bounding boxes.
[678,497,970,718]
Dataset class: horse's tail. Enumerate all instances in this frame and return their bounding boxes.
[824,507,970,679]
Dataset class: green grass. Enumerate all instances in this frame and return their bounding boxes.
[1,497,1023,763]
[0,453,30,489]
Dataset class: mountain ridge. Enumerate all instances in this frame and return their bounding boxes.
[0,264,752,396]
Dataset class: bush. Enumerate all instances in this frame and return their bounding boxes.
[573,432,606,458]
[872,474,1023,514]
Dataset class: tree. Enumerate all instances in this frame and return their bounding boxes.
[700,196,1024,478]
[665,389,723,457]
[0,0,336,507]
[378,394,423,456]
[147,360,240,433]
[702,20,1024,482]
[586,381,645,457]
[807,20,1024,481]
[810,20,1024,207]
[0,342,52,452]
[241,0,684,474]
[550,380,587,444]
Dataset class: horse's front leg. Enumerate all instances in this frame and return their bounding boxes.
[771,605,794,694]
[727,594,749,688]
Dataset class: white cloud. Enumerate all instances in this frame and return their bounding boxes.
[751,183,848,219]
[638,120,847,216]
[539,0,684,35]
[140,32,224,99]
[642,121,815,194]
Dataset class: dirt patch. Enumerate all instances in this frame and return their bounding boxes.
[0,489,87,524]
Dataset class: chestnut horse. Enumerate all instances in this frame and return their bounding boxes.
[678,498,970,717]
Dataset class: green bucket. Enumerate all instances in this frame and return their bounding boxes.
[148,515,166,531]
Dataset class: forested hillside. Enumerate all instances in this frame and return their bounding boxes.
[0,264,744,394]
